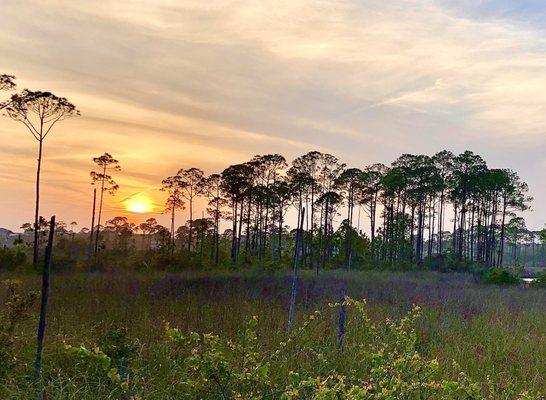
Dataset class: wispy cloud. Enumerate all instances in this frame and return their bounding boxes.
[0,0,545,228]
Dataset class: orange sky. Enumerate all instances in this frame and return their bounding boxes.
[1,0,545,231]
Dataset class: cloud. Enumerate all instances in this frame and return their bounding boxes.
[0,0,546,229]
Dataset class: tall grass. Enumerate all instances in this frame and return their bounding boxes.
[2,270,545,397]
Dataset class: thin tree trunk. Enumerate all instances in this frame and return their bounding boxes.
[278,201,283,260]
[33,139,43,265]
[34,216,55,383]
[245,191,252,261]
[497,198,507,267]
[215,199,220,265]
[345,187,353,270]
[231,200,237,263]
[438,192,444,254]
[237,199,244,259]
[94,164,107,258]
[452,202,458,254]
[370,193,376,260]
[287,207,305,333]
[310,187,315,269]
[87,188,96,263]
[188,196,193,252]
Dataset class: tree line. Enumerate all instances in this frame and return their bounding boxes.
[2,73,539,271]
[80,150,534,271]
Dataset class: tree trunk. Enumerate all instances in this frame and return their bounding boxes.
[370,193,376,260]
[245,191,252,261]
[345,187,353,270]
[215,198,220,265]
[497,197,507,267]
[33,139,43,265]
[438,192,444,255]
[188,196,193,252]
[278,201,283,260]
[94,164,107,258]
[236,199,244,259]
[231,200,238,263]
[34,216,55,382]
[87,188,97,263]
[170,200,176,247]
[287,207,305,333]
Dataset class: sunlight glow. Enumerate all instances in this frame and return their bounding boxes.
[124,195,154,214]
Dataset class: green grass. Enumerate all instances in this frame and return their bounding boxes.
[2,270,545,398]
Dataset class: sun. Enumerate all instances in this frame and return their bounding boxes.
[124,194,153,214]
[127,202,148,213]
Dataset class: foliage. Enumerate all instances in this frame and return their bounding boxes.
[0,280,37,378]
[0,247,27,271]
[141,298,539,399]
[530,271,546,288]
[61,343,129,394]
[0,271,544,399]
[482,268,522,285]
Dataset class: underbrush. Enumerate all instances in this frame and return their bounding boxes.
[1,293,540,399]
[482,267,523,285]
[530,271,546,288]
[1,271,544,398]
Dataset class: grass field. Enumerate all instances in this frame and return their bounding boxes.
[2,270,545,398]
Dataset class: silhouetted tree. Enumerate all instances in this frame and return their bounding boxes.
[221,163,254,264]
[359,163,385,259]
[90,153,120,258]
[4,90,79,264]
[177,168,205,251]
[335,168,363,269]
[316,191,343,270]
[289,151,323,268]
[200,174,226,265]
[105,216,135,252]
[192,217,214,265]
[161,175,185,245]
[69,221,78,257]
[139,218,159,250]
[0,74,16,108]
[270,179,292,260]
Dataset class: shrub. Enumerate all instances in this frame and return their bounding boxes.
[0,247,27,271]
[3,295,540,398]
[60,344,129,394]
[483,268,522,285]
[530,271,546,288]
[0,280,37,378]
[159,298,535,399]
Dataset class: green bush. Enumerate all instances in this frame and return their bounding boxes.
[483,268,522,285]
[0,247,27,271]
[0,280,37,378]
[530,271,546,288]
[1,291,540,398]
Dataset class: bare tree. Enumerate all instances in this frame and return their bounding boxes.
[90,153,120,258]
[3,90,79,264]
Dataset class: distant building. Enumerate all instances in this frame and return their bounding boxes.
[0,228,21,247]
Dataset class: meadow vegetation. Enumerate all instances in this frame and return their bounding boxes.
[1,271,544,399]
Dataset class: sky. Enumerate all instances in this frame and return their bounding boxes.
[1,0,546,232]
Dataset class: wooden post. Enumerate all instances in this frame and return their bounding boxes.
[87,188,97,263]
[35,215,55,383]
[337,295,346,350]
[287,207,305,333]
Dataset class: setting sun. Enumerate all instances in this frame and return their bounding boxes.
[124,194,154,214]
